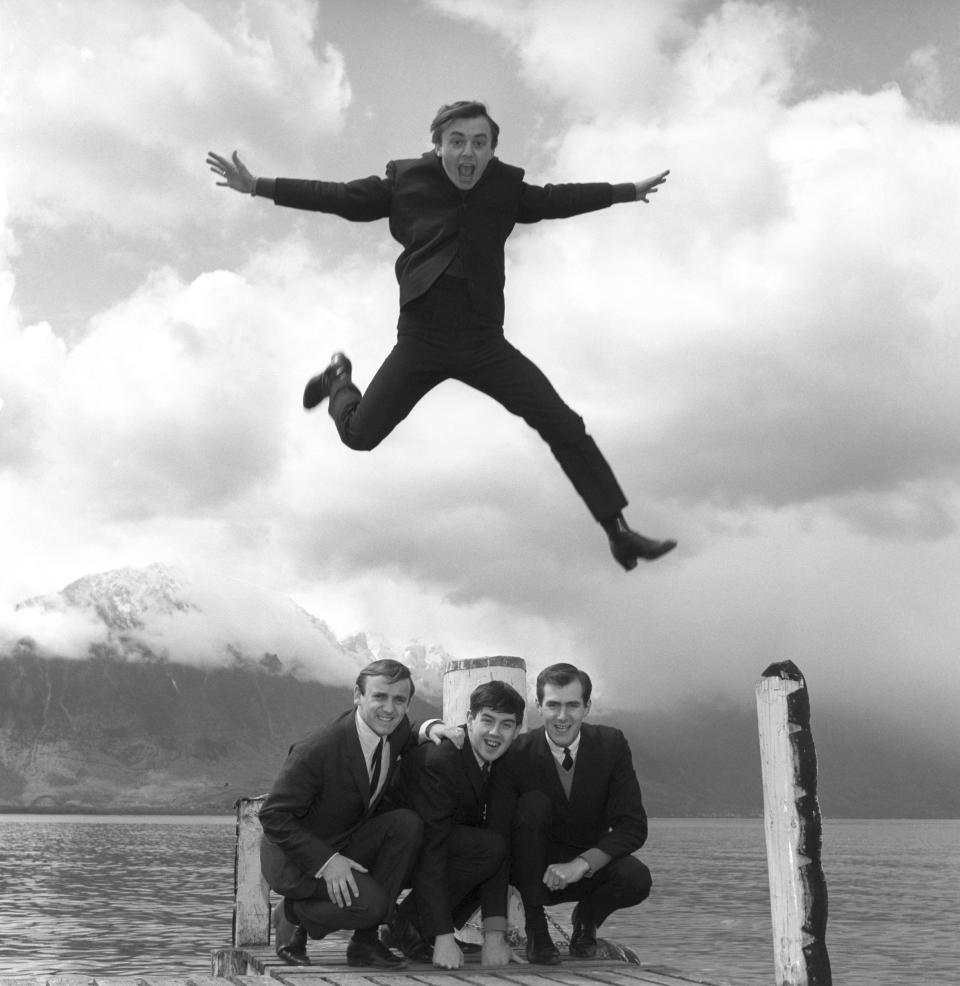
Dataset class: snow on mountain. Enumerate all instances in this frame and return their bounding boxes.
[2,562,445,694]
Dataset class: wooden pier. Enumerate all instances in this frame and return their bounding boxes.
[0,948,722,986]
[2,659,831,986]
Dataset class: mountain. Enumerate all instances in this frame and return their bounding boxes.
[0,563,448,810]
[0,651,441,810]
[8,562,452,692]
[1,564,958,816]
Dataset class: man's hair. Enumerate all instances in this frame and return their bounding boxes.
[535,663,592,705]
[469,680,525,722]
[356,659,415,698]
[430,100,500,149]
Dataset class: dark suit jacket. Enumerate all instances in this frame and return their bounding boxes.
[273,152,618,324]
[385,727,507,934]
[259,709,422,897]
[490,722,647,862]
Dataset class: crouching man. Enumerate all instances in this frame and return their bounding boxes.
[259,659,462,968]
[383,680,528,968]
[489,663,652,964]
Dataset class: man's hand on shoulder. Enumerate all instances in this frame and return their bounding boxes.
[635,170,669,202]
[428,722,465,748]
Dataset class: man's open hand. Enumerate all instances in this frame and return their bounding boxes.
[206,149,256,194]
[635,170,669,202]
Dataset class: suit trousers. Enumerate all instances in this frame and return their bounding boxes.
[510,790,652,927]
[401,824,507,939]
[286,808,423,940]
[327,275,628,523]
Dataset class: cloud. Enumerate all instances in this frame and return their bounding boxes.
[903,45,944,116]
[431,0,691,118]
[2,0,960,753]
[3,0,351,240]
[433,2,960,541]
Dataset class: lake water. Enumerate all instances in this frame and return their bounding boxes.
[0,815,956,985]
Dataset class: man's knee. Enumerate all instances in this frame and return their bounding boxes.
[609,856,653,906]
[382,807,424,846]
[475,828,508,867]
[514,790,552,830]
[354,875,391,926]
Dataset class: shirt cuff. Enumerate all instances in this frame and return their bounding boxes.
[579,848,611,875]
[419,719,441,742]
[315,851,337,876]
[611,182,637,203]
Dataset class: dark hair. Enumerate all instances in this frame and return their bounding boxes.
[469,680,525,722]
[535,663,592,704]
[356,659,415,698]
[430,100,500,149]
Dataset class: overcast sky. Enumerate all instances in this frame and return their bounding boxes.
[2,0,959,744]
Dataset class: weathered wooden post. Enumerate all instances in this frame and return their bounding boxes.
[211,794,270,975]
[756,661,831,986]
[442,655,528,727]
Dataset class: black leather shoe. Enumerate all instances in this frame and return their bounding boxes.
[384,913,433,962]
[272,899,311,966]
[604,515,677,570]
[346,939,409,969]
[569,905,598,958]
[303,351,352,410]
[525,930,561,965]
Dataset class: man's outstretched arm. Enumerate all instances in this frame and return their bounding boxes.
[517,168,670,222]
[205,149,389,220]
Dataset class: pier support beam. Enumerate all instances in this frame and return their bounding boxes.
[756,661,832,986]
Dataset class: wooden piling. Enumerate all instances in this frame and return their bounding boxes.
[756,660,832,986]
[231,794,269,947]
[442,655,528,727]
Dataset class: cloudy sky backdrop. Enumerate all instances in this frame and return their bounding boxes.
[2,0,959,745]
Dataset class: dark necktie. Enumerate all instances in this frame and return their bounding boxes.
[369,737,384,796]
[480,763,491,823]
[562,747,574,771]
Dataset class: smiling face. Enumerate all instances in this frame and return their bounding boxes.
[354,674,412,737]
[466,706,520,764]
[436,114,494,191]
[538,680,590,748]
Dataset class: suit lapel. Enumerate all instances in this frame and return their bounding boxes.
[370,716,411,810]
[459,727,484,802]
[566,723,598,805]
[531,727,567,801]
[340,712,370,801]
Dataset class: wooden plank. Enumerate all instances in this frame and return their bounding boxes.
[552,967,701,986]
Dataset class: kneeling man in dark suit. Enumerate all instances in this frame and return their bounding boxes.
[490,662,652,964]
[384,680,528,968]
[259,658,461,969]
